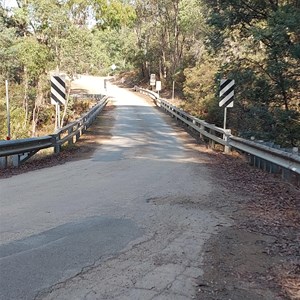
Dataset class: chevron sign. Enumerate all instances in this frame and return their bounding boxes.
[219,79,235,108]
[51,76,66,105]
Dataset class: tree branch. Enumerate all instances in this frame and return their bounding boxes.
[239,0,269,19]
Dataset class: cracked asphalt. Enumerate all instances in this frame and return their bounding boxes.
[0,77,231,300]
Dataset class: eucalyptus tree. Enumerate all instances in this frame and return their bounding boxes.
[0,8,19,138]
[201,0,300,145]
[204,0,300,109]
[9,0,72,135]
[1,0,141,137]
[0,8,19,81]
[93,0,136,30]
[132,0,205,87]
[133,0,183,82]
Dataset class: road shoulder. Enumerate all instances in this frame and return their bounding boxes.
[196,152,300,300]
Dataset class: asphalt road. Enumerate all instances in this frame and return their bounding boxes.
[0,78,229,300]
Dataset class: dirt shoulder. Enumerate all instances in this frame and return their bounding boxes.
[196,152,300,300]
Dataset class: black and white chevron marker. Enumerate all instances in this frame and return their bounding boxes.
[219,79,235,108]
[51,76,66,105]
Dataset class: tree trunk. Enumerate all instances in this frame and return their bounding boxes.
[61,85,71,127]
[31,76,43,137]
[23,67,29,128]
[31,105,39,137]
[275,55,289,111]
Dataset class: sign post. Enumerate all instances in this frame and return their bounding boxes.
[55,102,60,130]
[51,76,66,130]
[172,81,175,100]
[5,80,10,140]
[156,80,162,97]
[223,106,228,131]
[219,79,235,153]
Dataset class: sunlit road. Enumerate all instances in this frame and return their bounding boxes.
[0,77,229,300]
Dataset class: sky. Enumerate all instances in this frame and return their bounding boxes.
[1,0,18,8]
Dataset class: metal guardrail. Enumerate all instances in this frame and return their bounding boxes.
[136,87,232,148]
[0,136,55,167]
[52,95,108,153]
[0,95,109,168]
[135,86,300,183]
[229,136,300,174]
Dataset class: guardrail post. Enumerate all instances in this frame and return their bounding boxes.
[254,156,260,168]
[179,112,183,125]
[83,117,88,132]
[282,168,291,182]
[249,154,254,166]
[192,119,196,135]
[0,157,8,169]
[261,159,266,171]
[156,97,161,108]
[76,122,82,142]
[199,124,205,141]
[12,154,21,167]
[209,129,216,149]
[224,130,231,154]
[68,127,74,146]
[266,160,272,173]
[271,163,279,174]
[51,133,61,153]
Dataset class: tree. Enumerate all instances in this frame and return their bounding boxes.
[16,36,51,135]
[200,0,300,146]
[93,0,136,30]
[132,0,206,87]
[0,9,19,82]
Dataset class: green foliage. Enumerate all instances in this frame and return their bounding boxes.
[272,109,300,147]
[60,25,93,76]
[1,0,299,146]
[183,56,219,118]
[188,0,300,147]
[93,0,136,30]
[0,97,6,140]
[204,0,300,109]
[0,13,19,80]
[16,37,51,78]
[90,28,136,73]
[9,106,29,139]
[0,0,137,138]
[132,0,207,84]
[0,83,31,140]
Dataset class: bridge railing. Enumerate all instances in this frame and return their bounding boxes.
[136,87,232,147]
[52,95,108,153]
[0,95,109,168]
[135,86,300,184]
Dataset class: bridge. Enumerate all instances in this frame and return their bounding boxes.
[0,77,299,300]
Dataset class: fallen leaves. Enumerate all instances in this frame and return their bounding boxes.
[279,265,300,300]
[206,150,300,299]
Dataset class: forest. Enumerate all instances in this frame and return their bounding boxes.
[0,0,299,147]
